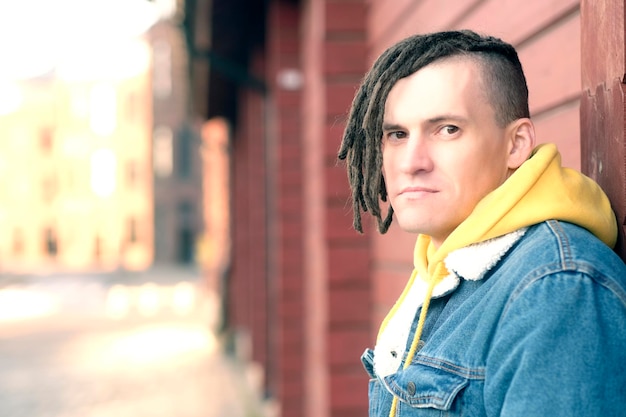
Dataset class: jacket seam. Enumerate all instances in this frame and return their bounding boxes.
[413,356,485,380]
[546,220,573,269]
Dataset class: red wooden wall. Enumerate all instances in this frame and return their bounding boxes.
[580,0,626,259]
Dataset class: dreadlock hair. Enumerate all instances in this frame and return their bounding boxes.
[337,30,530,234]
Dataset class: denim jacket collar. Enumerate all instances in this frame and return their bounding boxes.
[414,227,529,304]
[373,228,528,378]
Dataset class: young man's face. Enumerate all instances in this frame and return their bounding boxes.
[382,57,516,247]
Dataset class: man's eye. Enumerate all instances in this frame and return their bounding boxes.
[441,125,459,135]
[388,131,406,140]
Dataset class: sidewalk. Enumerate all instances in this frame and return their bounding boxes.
[0,265,271,417]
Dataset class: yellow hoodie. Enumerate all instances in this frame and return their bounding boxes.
[383,143,617,417]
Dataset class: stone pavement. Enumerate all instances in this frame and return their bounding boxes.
[0,266,269,417]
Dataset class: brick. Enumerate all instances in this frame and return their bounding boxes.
[329,328,372,367]
[324,123,347,161]
[372,268,409,314]
[329,287,370,326]
[371,222,415,265]
[275,89,300,107]
[330,370,369,409]
[282,354,305,374]
[279,195,303,214]
[533,102,580,170]
[280,299,304,319]
[325,82,359,116]
[326,205,362,240]
[328,245,370,285]
[326,1,367,33]
[324,40,367,75]
[325,165,351,201]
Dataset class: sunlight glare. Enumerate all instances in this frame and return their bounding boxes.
[137,283,161,317]
[105,284,131,320]
[104,325,216,366]
[171,282,196,316]
[0,287,59,321]
[0,0,159,81]
[0,82,23,115]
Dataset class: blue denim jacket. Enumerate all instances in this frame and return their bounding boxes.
[362,220,626,416]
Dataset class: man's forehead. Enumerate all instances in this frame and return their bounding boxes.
[386,58,483,100]
[382,57,492,123]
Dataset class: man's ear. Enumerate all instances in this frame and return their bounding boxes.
[507,118,536,170]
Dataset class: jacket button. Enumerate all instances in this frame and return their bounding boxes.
[407,381,416,396]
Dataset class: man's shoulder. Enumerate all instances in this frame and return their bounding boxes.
[508,220,626,280]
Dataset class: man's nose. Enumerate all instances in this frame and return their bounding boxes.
[399,135,434,173]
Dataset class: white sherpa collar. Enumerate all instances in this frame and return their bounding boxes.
[444,227,527,281]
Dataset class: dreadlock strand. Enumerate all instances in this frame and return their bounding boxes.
[379,205,394,234]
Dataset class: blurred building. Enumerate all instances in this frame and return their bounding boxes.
[0,0,205,274]
[0,58,154,273]
[188,1,626,417]
[148,5,204,266]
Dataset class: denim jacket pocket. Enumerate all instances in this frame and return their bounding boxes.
[384,361,469,412]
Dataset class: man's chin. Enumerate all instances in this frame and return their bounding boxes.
[395,219,430,235]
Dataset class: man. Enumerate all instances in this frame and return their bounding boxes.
[338,30,626,417]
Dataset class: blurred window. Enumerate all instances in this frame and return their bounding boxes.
[178,201,194,227]
[177,228,194,264]
[44,227,58,257]
[42,175,58,203]
[128,217,138,244]
[127,160,140,187]
[127,90,137,124]
[12,228,24,256]
[90,149,117,197]
[153,41,171,99]
[39,127,53,154]
[89,83,117,136]
[177,201,195,263]
[176,126,194,178]
[94,235,101,262]
[153,126,173,177]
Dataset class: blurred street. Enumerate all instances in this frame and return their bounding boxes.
[0,267,263,417]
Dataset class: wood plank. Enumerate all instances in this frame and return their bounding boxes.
[518,13,580,114]
[369,0,482,59]
[367,0,421,49]
[532,100,581,169]
[580,0,626,259]
[458,0,579,45]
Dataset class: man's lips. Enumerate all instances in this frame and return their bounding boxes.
[399,186,438,195]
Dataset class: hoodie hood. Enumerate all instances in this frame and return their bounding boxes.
[415,143,617,285]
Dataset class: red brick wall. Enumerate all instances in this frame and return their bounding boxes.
[231,56,268,375]
[267,2,305,416]
[301,1,328,416]
[302,1,370,416]
[232,51,270,373]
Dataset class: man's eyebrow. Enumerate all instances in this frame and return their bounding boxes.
[426,114,468,124]
[382,122,404,131]
[382,115,468,131]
